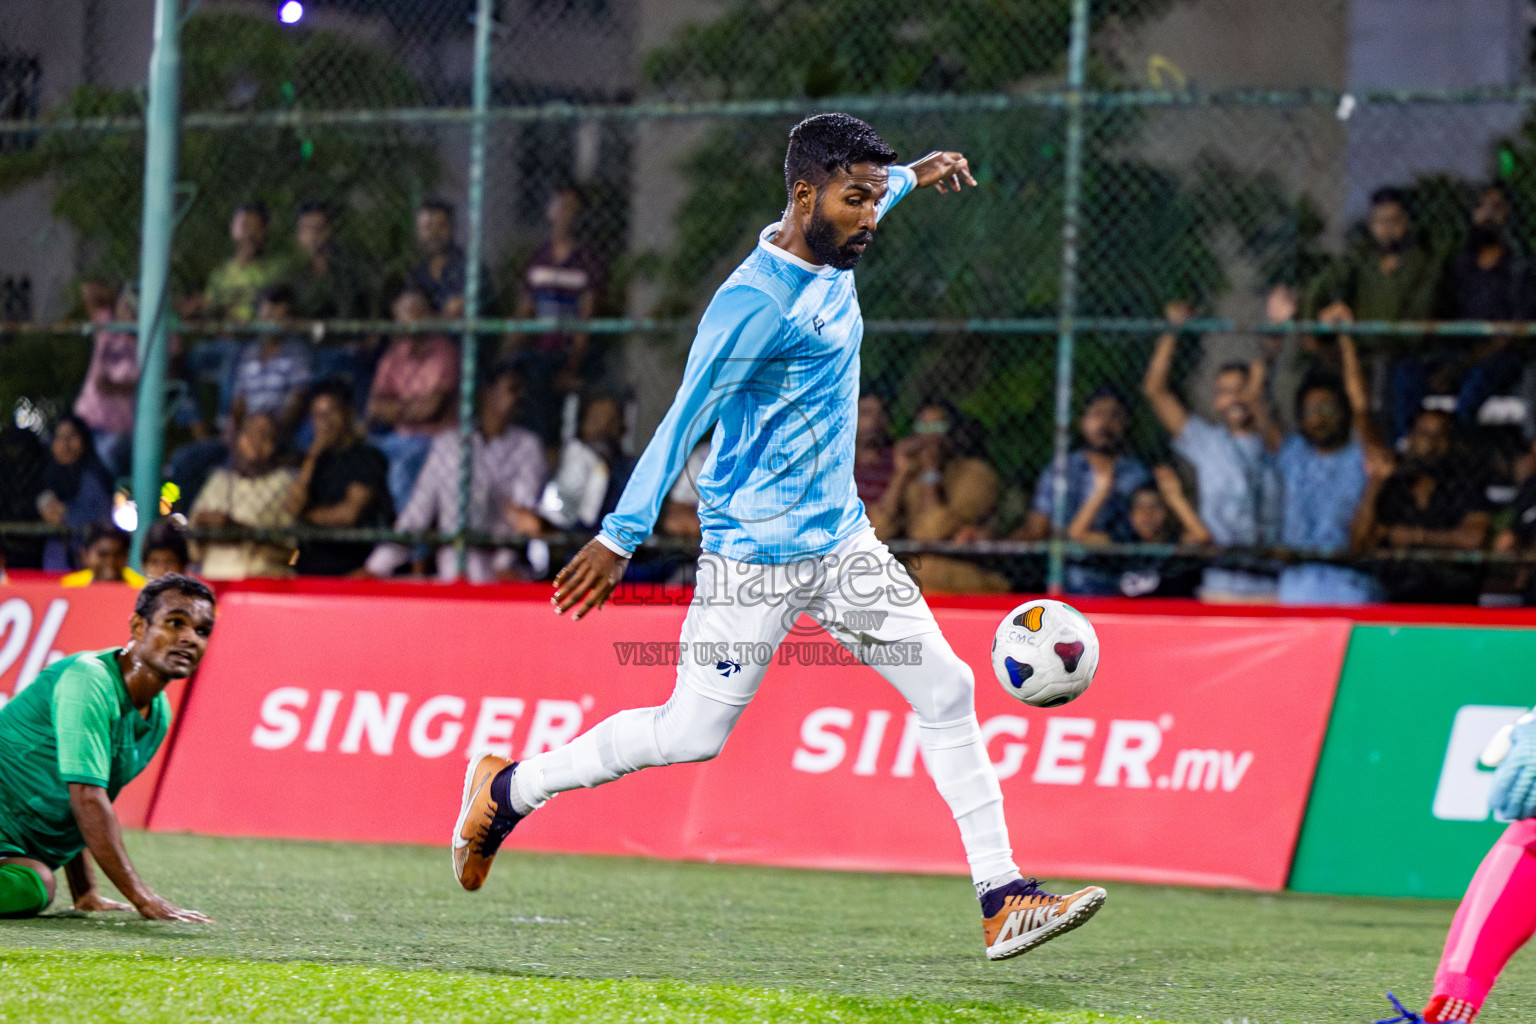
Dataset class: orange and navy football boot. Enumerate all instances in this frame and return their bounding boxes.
[452,751,524,891]
[981,877,1107,961]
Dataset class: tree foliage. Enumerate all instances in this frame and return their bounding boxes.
[639,0,1314,490]
[0,11,440,299]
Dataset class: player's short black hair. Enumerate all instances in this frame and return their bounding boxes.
[308,376,355,412]
[783,114,898,196]
[419,198,455,222]
[234,199,270,225]
[134,573,216,622]
[83,520,129,551]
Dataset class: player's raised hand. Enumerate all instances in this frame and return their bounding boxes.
[909,151,977,194]
[553,539,630,620]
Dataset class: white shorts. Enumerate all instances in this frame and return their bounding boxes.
[677,522,943,706]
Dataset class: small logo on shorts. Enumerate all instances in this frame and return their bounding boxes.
[716,659,742,677]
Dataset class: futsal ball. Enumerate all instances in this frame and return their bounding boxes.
[990,600,1099,708]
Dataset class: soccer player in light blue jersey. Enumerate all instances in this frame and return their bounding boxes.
[454,114,1106,960]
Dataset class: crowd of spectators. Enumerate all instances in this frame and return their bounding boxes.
[9,180,1536,605]
[852,180,1536,605]
[0,190,655,584]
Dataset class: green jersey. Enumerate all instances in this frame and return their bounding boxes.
[0,649,170,868]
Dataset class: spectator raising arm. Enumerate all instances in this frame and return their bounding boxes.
[1245,357,1283,453]
[1349,446,1395,555]
[1153,465,1212,544]
[1337,333,1384,451]
[1066,461,1115,544]
[1142,300,1193,437]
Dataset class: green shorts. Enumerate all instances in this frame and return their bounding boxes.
[0,820,31,861]
[0,863,49,919]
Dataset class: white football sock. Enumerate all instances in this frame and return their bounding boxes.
[921,714,1018,884]
[515,685,743,810]
[974,869,1025,900]
[859,631,1019,885]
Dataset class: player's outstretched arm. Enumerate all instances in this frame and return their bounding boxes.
[68,782,212,923]
[908,151,977,193]
[565,286,783,604]
[553,539,629,620]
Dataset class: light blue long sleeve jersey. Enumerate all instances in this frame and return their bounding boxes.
[597,163,917,564]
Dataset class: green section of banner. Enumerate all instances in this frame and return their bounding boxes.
[1290,625,1535,899]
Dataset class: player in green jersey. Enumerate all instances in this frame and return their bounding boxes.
[0,574,216,922]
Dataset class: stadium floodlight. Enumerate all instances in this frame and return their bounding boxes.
[278,1,304,24]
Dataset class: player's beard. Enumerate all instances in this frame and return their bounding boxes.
[805,200,872,270]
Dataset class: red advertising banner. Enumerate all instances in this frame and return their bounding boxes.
[0,584,136,697]
[0,583,180,828]
[151,591,1349,889]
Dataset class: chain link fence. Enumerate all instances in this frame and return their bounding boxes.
[3,0,1536,604]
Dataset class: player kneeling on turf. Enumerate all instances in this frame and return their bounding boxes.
[0,574,216,923]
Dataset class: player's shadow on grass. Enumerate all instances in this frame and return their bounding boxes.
[16,910,207,938]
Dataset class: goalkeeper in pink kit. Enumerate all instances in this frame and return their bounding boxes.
[1380,710,1536,1023]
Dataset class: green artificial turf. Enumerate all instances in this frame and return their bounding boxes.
[0,830,1530,1023]
[0,950,1163,1024]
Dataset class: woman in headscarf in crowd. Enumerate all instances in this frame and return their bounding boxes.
[37,413,116,571]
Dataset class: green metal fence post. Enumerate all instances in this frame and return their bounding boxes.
[130,0,183,571]
[455,0,495,579]
[1047,0,1091,594]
